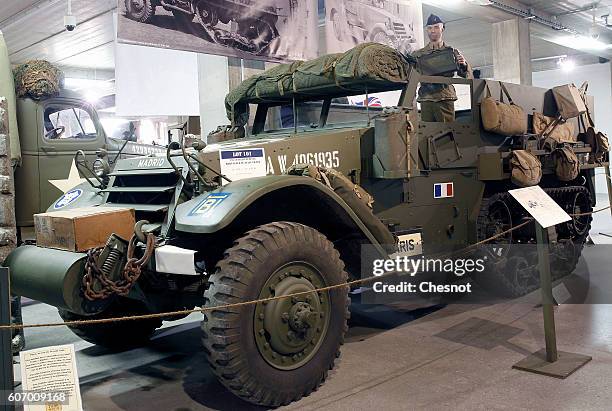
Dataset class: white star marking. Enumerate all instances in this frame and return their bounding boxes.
[49,160,86,193]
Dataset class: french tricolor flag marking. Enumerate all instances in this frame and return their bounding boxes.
[434,183,454,199]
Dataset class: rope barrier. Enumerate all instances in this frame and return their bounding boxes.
[1,205,610,331]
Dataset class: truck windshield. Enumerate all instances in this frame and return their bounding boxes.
[44,105,97,140]
[261,98,387,133]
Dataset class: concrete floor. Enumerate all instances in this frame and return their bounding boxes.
[10,194,612,411]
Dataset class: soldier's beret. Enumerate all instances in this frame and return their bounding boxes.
[426,14,444,26]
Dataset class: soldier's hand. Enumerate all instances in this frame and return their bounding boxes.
[456,53,467,67]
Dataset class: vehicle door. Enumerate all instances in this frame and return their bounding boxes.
[38,98,106,210]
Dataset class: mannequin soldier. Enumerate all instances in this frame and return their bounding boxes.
[412,14,473,122]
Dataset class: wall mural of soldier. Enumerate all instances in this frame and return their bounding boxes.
[325,0,423,55]
[118,0,319,62]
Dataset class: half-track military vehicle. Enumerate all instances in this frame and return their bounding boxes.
[124,0,281,54]
[6,44,609,406]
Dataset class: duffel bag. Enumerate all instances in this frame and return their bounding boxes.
[481,82,528,136]
[510,150,542,187]
[553,146,579,182]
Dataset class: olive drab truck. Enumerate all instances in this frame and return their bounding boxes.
[13,89,166,237]
[5,44,610,406]
[1,33,166,238]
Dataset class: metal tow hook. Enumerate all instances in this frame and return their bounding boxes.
[134,220,150,243]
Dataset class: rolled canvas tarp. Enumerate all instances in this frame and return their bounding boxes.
[0,30,21,165]
[225,43,411,126]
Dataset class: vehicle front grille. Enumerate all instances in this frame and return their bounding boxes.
[102,168,180,222]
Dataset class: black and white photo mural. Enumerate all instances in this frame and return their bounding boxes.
[325,0,423,55]
[118,0,319,62]
[324,0,424,107]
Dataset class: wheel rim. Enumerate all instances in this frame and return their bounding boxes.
[508,256,534,290]
[570,191,590,236]
[197,4,216,26]
[485,200,513,258]
[254,262,330,370]
[130,0,145,11]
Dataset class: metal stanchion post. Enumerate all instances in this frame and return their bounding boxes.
[605,165,612,220]
[536,225,558,362]
[513,222,591,378]
[0,267,15,411]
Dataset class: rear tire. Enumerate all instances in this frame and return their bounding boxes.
[202,222,349,406]
[58,298,161,350]
[124,0,155,23]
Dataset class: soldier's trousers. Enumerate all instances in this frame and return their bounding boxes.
[421,101,455,123]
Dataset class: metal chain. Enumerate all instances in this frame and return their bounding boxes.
[1,205,611,330]
[82,233,156,301]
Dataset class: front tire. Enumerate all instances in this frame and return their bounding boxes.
[124,0,155,23]
[58,298,162,350]
[202,222,349,406]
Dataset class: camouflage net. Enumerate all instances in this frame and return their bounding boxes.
[13,60,64,100]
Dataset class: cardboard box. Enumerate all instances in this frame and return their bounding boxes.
[34,207,135,252]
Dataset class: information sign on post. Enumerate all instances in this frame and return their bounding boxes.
[509,186,591,378]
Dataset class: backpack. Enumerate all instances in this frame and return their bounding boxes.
[576,83,610,164]
[510,150,542,187]
[553,146,579,182]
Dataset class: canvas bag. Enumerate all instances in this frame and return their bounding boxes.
[481,82,528,136]
[510,150,542,187]
[576,86,610,164]
[553,146,579,182]
[581,127,611,163]
[532,112,575,143]
[552,84,587,120]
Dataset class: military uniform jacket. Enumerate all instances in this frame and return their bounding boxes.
[412,42,473,102]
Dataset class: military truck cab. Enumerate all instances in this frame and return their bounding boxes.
[13,90,166,234]
[14,90,108,228]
